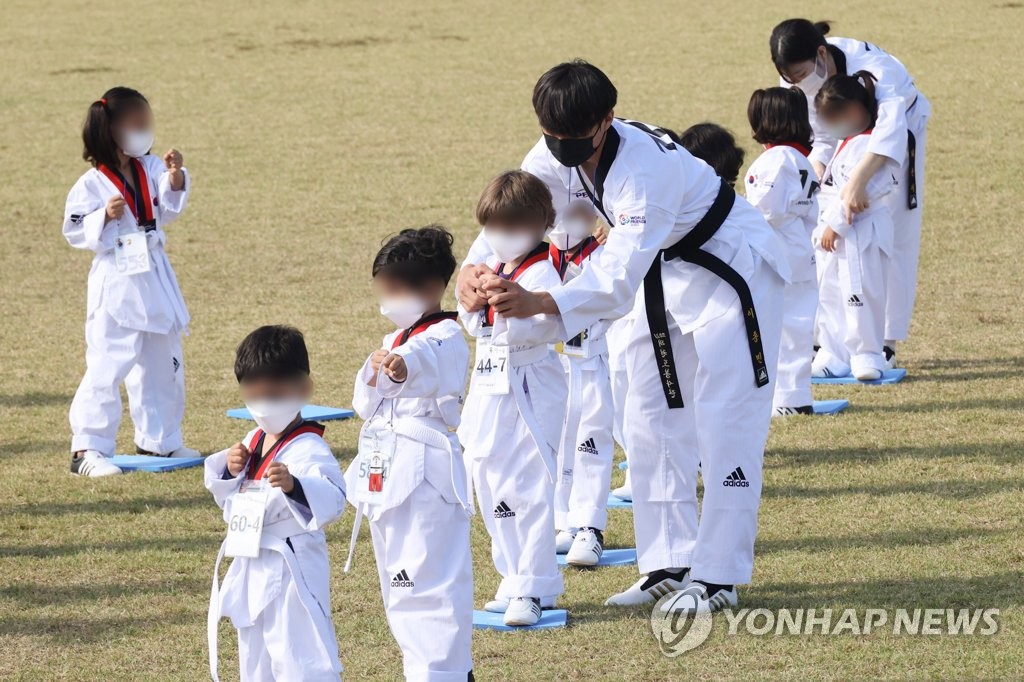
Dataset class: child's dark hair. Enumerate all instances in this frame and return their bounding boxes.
[770,19,833,74]
[677,123,745,186]
[81,87,149,169]
[747,87,814,149]
[476,170,556,229]
[372,225,458,287]
[814,71,879,126]
[234,325,310,383]
[532,59,618,138]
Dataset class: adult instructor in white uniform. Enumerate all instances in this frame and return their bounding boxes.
[459,60,787,613]
[770,19,931,363]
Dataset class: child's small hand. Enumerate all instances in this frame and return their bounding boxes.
[382,353,407,382]
[594,223,609,245]
[820,226,840,253]
[163,148,185,191]
[226,442,251,477]
[105,195,126,221]
[368,348,389,387]
[265,461,294,493]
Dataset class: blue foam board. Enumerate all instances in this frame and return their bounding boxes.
[607,492,632,509]
[558,547,637,568]
[813,399,851,415]
[472,609,567,631]
[226,404,355,422]
[811,368,906,385]
[110,455,205,473]
[617,461,629,471]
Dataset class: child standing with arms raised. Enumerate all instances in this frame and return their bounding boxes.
[63,87,196,475]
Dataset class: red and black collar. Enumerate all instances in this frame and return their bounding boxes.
[836,128,874,156]
[97,158,156,228]
[765,141,812,158]
[392,311,457,349]
[485,242,550,326]
[549,236,599,279]
[246,420,325,480]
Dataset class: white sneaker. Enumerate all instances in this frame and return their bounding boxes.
[611,480,632,501]
[604,568,689,606]
[70,450,122,477]
[883,345,898,370]
[484,595,556,613]
[772,405,814,418]
[854,368,883,382]
[566,528,604,567]
[166,446,202,458]
[661,581,738,615]
[555,529,576,555]
[503,597,541,626]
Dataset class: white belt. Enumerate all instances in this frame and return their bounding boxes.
[508,344,549,367]
[207,530,329,682]
[838,227,863,297]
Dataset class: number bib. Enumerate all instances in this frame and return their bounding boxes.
[558,327,591,358]
[114,230,151,275]
[475,336,510,395]
[355,419,397,501]
[224,482,268,558]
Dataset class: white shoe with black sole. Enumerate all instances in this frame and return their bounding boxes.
[484,595,556,613]
[611,480,632,502]
[604,567,690,606]
[503,597,542,627]
[660,581,738,615]
[70,450,122,477]
[566,527,604,567]
[137,445,202,458]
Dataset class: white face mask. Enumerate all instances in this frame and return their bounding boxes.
[245,398,304,435]
[379,296,429,329]
[795,54,828,96]
[120,129,154,158]
[824,120,865,141]
[484,229,538,263]
[549,216,594,251]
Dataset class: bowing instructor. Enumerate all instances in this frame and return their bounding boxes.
[458,60,787,614]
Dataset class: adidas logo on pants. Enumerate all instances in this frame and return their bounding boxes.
[493,501,516,518]
[391,569,414,588]
[576,437,599,455]
[722,467,750,488]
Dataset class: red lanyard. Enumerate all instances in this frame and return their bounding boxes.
[97,158,155,226]
[485,243,549,326]
[392,311,457,349]
[246,422,325,480]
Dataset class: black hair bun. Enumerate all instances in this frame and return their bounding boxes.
[813,20,832,35]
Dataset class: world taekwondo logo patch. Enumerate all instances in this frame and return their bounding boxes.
[723,467,750,488]
[617,213,646,226]
[577,438,599,455]
[391,569,414,588]
[493,500,516,518]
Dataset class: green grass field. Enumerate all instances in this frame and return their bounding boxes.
[2,0,1023,679]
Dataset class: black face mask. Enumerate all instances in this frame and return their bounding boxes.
[544,129,601,167]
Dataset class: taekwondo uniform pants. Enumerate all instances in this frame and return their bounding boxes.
[554,354,615,532]
[370,483,473,682]
[69,309,185,454]
[773,278,817,409]
[622,258,783,585]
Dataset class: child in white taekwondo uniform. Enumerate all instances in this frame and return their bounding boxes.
[458,170,567,627]
[461,61,787,614]
[344,226,474,681]
[745,88,821,415]
[811,73,900,382]
[63,87,196,476]
[772,19,931,364]
[206,326,346,681]
[548,199,618,566]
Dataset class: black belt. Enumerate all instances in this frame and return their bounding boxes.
[906,129,918,210]
[644,180,770,409]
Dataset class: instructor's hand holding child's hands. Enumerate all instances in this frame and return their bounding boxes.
[481,274,551,318]
[457,263,495,312]
[266,461,294,494]
[226,442,251,477]
[382,354,407,383]
[105,195,126,222]
[819,226,840,253]
[163,148,185,191]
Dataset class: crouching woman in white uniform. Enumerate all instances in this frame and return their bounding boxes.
[461,61,788,615]
[206,325,346,681]
[63,87,196,476]
[345,226,475,681]
[770,19,931,363]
